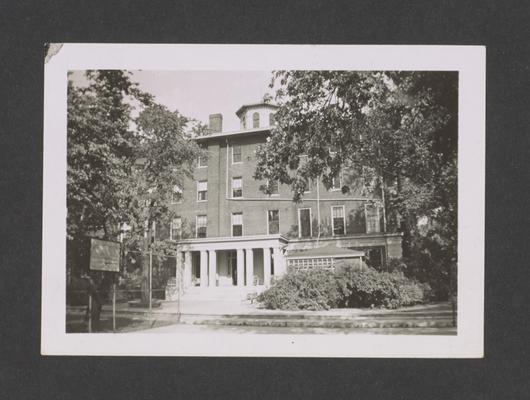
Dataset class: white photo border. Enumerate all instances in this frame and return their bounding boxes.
[42,44,485,357]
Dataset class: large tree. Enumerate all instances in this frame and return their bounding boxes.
[67,71,202,297]
[255,71,457,298]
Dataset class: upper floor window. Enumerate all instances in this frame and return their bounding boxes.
[269,113,276,126]
[331,205,345,235]
[197,180,207,202]
[198,144,208,168]
[232,177,243,198]
[170,217,182,240]
[365,204,381,233]
[171,185,183,204]
[268,179,279,195]
[330,171,343,191]
[252,112,260,128]
[267,210,279,234]
[232,144,242,164]
[231,212,243,237]
[196,215,207,238]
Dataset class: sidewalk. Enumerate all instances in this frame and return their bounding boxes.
[86,300,456,333]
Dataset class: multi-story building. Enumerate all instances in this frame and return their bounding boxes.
[167,102,402,289]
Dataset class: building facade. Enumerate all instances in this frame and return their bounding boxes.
[164,103,402,289]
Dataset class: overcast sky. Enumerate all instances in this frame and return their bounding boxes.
[72,70,274,132]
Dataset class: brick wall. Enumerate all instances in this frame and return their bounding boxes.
[169,130,383,240]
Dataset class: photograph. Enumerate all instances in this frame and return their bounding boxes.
[42,44,485,357]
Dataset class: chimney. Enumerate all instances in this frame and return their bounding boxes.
[209,113,223,133]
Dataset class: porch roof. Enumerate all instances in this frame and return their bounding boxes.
[285,245,364,260]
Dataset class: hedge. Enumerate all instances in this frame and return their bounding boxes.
[256,266,431,311]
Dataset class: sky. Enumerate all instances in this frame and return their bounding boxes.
[72,70,274,132]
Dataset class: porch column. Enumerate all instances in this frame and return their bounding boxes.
[263,247,271,287]
[236,248,245,287]
[200,250,208,287]
[245,248,254,286]
[184,251,192,288]
[273,246,285,276]
[208,250,217,287]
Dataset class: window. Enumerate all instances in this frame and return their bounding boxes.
[171,185,183,204]
[198,144,208,167]
[232,144,242,163]
[268,179,279,195]
[252,112,260,128]
[170,217,182,240]
[303,177,312,193]
[196,215,207,238]
[330,171,342,191]
[231,212,243,237]
[267,210,279,234]
[197,180,207,201]
[269,113,276,126]
[365,204,381,233]
[232,177,243,198]
[298,208,312,238]
[331,206,345,235]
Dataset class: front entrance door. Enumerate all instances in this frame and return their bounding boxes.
[228,251,237,286]
[299,208,312,238]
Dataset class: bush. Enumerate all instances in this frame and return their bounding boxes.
[336,267,431,309]
[257,266,431,311]
[256,269,341,311]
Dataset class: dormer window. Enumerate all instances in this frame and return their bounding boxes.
[252,112,260,128]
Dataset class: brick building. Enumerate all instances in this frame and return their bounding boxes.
[165,102,402,289]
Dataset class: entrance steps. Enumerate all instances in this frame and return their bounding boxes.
[181,286,265,301]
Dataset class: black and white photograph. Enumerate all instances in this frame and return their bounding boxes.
[42,44,485,357]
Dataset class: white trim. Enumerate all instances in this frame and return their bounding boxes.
[266,209,280,235]
[297,207,312,238]
[231,212,243,237]
[197,144,208,168]
[170,216,182,241]
[232,176,243,198]
[231,143,243,164]
[364,203,381,234]
[196,180,208,202]
[267,179,280,196]
[286,254,363,260]
[330,170,343,191]
[331,205,346,236]
[195,127,270,141]
[195,215,207,238]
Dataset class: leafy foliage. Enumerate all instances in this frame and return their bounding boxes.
[257,266,430,311]
[255,71,458,299]
[256,269,342,310]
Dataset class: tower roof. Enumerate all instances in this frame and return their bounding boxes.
[235,102,278,118]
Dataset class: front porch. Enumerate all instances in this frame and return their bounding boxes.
[176,234,288,290]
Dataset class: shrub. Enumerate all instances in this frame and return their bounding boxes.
[336,267,430,309]
[256,269,341,311]
[257,266,431,311]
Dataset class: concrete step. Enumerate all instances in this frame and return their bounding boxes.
[179,314,455,329]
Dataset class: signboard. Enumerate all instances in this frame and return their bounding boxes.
[89,238,121,272]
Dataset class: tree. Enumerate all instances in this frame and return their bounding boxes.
[67,70,153,241]
[67,71,202,305]
[254,71,457,298]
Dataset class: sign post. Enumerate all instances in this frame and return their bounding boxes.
[89,238,121,333]
[112,282,116,332]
